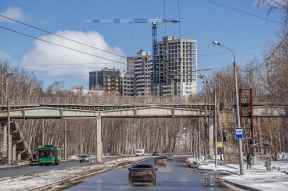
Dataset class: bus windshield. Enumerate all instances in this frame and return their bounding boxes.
[39,150,54,158]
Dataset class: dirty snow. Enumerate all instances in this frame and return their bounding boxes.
[187,157,288,191]
[0,156,150,191]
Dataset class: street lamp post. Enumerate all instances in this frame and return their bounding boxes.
[212,41,244,175]
[6,72,14,165]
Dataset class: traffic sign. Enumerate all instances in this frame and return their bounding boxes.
[235,128,243,139]
[217,142,222,148]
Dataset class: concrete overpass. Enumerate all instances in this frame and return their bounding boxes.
[0,103,286,163]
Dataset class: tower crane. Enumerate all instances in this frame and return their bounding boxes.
[84,19,180,96]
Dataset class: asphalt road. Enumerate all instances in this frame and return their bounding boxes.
[55,157,238,191]
[0,156,128,178]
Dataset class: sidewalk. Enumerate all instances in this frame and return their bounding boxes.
[187,157,288,191]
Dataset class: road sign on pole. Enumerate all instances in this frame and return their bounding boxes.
[235,128,243,139]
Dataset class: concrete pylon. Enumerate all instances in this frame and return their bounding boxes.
[97,116,103,163]
[208,118,214,159]
[1,123,7,158]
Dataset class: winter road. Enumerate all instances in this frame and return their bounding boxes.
[50,157,239,191]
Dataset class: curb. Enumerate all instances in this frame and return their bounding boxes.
[29,157,151,191]
[220,178,262,191]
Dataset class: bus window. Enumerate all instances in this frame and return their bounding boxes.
[39,150,53,157]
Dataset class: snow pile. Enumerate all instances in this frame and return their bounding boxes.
[0,161,30,169]
[223,170,288,191]
[186,157,288,191]
[67,155,79,160]
[0,156,150,191]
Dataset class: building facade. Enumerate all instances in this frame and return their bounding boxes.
[127,50,152,96]
[157,36,197,96]
[89,67,122,95]
[89,36,197,97]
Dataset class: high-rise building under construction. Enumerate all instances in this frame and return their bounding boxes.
[126,36,197,96]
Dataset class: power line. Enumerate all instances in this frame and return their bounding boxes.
[0,14,127,58]
[237,31,288,72]
[205,0,283,25]
[198,45,268,58]
[0,25,127,65]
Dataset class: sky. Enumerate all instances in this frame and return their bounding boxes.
[0,0,284,91]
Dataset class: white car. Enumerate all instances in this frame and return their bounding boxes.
[79,154,89,163]
[135,151,144,156]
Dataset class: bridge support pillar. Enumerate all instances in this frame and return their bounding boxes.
[97,116,103,163]
[1,123,7,158]
[208,118,214,159]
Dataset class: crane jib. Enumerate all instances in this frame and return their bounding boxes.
[84,19,179,23]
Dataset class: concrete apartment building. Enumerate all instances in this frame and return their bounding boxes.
[89,36,197,97]
[121,72,135,96]
[89,67,122,95]
[157,36,197,96]
[127,50,152,96]
[125,36,197,97]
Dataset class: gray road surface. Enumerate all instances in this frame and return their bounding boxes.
[57,157,236,191]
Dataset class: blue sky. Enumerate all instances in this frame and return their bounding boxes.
[0,0,283,91]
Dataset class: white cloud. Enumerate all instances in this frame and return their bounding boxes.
[21,31,126,78]
[0,7,29,23]
[0,50,11,61]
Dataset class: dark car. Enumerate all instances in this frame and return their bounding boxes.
[152,151,160,156]
[154,156,167,166]
[128,163,158,186]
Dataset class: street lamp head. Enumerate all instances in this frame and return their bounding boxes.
[212,41,221,45]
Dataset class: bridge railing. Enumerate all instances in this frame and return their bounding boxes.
[1,96,208,105]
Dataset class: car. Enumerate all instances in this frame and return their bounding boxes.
[167,155,174,160]
[154,156,167,166]
[152,151,160,156]
[135,149,144,156]
[128,163,158,186]
[79,154,89,163]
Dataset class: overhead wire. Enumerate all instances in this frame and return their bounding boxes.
[205,0,287,73]
[198,45,268,57]
[205,0,283,25]
[237,31,288,72]
[0,14,127,58]
[0,25,127,65]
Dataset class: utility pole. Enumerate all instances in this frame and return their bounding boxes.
[7,98,10,165]
[214,89,217,167]
[234,60,244,175]
[212,41,244,175]
[204,95,208,160]
[198,119,201,159]
[42,119,44,146]
[6,72,14,165]
[64,119,67,160]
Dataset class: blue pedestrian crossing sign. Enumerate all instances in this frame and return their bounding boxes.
[235,128,243,139]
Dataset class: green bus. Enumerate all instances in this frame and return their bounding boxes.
[38,145,61,166]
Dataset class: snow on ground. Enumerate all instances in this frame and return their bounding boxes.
[0,156,150,191]
[187,157,288,191]
[0,161,30,169]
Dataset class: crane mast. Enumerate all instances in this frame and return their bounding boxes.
[85,19,180,96]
